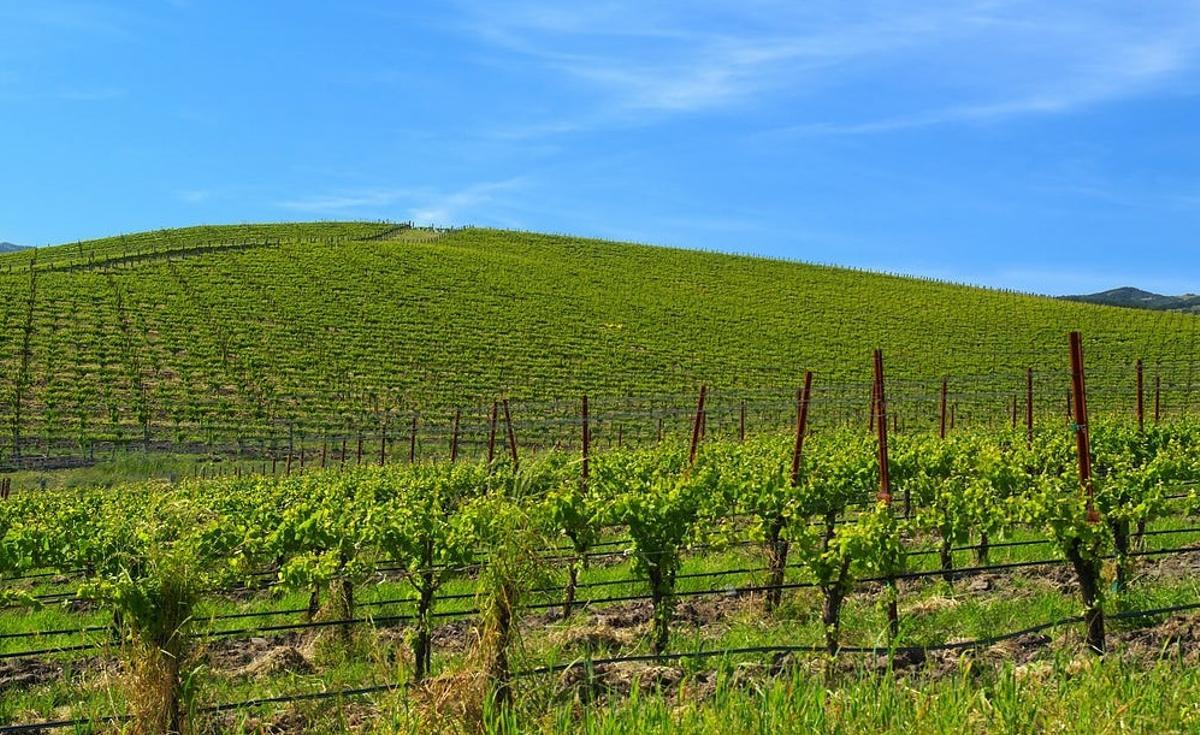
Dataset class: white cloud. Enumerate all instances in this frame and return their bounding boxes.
[0,2,136,39]
[277,178,528,226]
[408,179,527,225]
[452,1,1200,133]
[176,190,211,204]
[278,188,418,213]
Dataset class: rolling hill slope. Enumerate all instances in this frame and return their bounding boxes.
[1063,287,1200,314]
[0,222,1197,457]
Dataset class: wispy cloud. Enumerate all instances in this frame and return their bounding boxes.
[56,87,126,102]
[408,179,526,225]
[175,190,212,205]
[278,188,419,213]
[452,1,1200,135]
[0,2,136,40]
[277,178,528,226]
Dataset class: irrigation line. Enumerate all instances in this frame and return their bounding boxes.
[9,598,1200,733]
[0,642,102,661]
[516,599,1200,678]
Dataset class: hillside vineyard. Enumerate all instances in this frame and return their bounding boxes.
[0,222,1198,460]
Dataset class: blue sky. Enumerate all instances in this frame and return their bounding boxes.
[2,1,1199,295]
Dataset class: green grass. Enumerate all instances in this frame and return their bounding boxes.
[0,223,1198,460]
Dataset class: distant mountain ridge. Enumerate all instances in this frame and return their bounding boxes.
[1062,287,1200,314]
[0,242,26,253]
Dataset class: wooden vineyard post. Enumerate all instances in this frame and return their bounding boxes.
[487,401,499,466]
[379,419,387,467]
[502,399,519,471]
[409,414,418,463]
[320,439,327,469]
[872,349,900,641]
[450,408,461,463]
[356,433,363,465]
[340,437,347,467]
[1026,367,1034,449]
[1136,359,1145,432]
[688,385,707,467]
[1068,331,1105,655]
[739,400,746,443]
[1011,395,1018,429]
[939,377,948,439]
[285,452,292,476]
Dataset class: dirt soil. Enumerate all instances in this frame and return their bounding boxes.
[1118,612,1200,664]
[0,658,62,693]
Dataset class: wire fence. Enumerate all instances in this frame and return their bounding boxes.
[4,360,1200,473]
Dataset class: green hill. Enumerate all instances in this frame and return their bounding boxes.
[0,222,1197,457]
[1063,287,1200,314]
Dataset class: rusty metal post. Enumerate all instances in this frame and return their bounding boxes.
[581,395,590,485]
[1068,332,1097,522]
[688,385,707,466]
[1068,330,1105,655]
[873,349,900,642]
[1155,375,1162,424]
[1136,359,1144,431]
[791,372,813,487]
[502,398,519,471]
[939,377,948,439]
[1026,367,1034,449]
[487,401,498,465]
[873,349,892,505]
[869,380,878,432]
